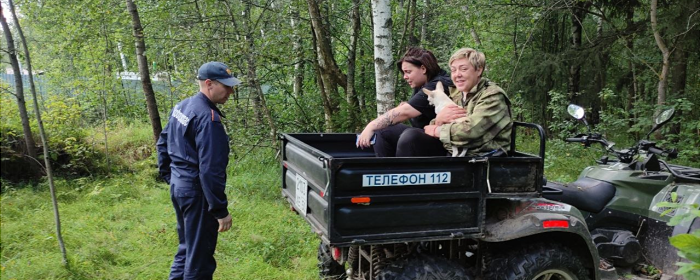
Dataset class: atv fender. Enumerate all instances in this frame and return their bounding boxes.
[482,198,601,280]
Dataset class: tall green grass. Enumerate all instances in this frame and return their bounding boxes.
[1,149,318,279]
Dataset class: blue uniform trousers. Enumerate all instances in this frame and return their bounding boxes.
[169,184,219,280]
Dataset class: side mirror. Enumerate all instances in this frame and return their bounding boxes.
[655,107,675,125]
[567,104,591,133]
[645,107,676,139]
[567,104,585,120]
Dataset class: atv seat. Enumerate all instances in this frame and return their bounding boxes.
[543,177,615,213]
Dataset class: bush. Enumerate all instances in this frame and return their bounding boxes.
[1,93,156,181]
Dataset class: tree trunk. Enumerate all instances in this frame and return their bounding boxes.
[668,0,697,135]
[126,0,162,142]
[0,5,37,159]
[290,4,304,98]
[591,10,607,124]
[463,5,481,46]
[308,0,347,131]
[240,4,263,125]
[6,0,68,266]
[650,0,669,108]
[101,24,111,168]
[307,0,347,132]
[408,0,417,45]
[310,23,334,131]
[419,0,429,46]
[568,3,586,101]
[242,2,277,143]
[395,0,417,100]
[624,8,636,127]
[346,0,361,131]
[307,0,347,89]
[358,48,367,118]
[372,0,395,115]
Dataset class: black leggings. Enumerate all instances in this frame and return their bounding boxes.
[374,125,446,157]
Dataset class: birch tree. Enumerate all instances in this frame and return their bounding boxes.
[371,0,394,115]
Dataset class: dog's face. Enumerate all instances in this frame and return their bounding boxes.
[422,81,445,106]
[422,82,456,114]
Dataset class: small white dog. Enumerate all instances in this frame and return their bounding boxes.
[422,82,468,157]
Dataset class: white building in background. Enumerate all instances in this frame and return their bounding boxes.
[4,67,37,75]
[118,71,171,82]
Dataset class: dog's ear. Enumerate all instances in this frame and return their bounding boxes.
[422,88,433,96]
[436,81,444,92]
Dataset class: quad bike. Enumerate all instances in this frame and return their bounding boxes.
[544,104,700,278]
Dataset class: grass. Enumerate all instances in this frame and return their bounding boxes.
[1,149,319,280]
[516,134,602,183]
[84,119,155,167]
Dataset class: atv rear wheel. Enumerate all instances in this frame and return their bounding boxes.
[485,242,591,280]
[375,254,471,280]
[318,242,346,280]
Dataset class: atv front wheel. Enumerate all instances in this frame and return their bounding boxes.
[375,254,471,280]
[485,242,591,280]
[318,242,346,280]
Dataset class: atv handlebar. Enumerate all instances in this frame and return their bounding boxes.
[648,146,664,156]
[565,134,678,162]
[647,146,678,159]
[564,134,612,150]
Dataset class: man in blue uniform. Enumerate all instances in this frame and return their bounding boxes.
[157,61,240,280]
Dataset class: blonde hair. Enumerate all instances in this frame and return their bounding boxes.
[449,48,486,73]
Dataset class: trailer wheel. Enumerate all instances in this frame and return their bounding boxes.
[318,242,346,280]
[375,254,471,280]
[485,242,591,280]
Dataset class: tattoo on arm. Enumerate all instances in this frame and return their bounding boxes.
[376,109,401,129]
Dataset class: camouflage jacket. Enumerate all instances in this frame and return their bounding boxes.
[432,78,512,155]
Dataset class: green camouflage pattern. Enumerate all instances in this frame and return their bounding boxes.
[433,78,512,155]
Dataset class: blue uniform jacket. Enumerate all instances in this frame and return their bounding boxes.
[157,92,230,219]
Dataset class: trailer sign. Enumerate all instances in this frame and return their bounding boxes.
[295,173,308,216]
[363,172,451,187]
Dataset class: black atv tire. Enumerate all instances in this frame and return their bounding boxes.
[375,254,471,280]
[485,242,591,280]
[318,242,346,280]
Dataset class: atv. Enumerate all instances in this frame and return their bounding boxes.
[543,104,700,279]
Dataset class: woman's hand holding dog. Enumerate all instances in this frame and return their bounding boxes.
[424,124,441,138]
[435,104,467,125]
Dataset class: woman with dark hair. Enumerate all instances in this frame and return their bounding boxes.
[357,47,460,157]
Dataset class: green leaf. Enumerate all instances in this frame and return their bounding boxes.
[660,208,675,217]
[691,209,700,217]
[655,201,679,208]
[668,212,696,226]
[670,234,700,250]
[674,262,700,280]
[671,192,678,202]
[671,234,700,264]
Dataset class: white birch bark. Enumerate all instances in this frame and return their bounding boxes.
[371,0,394,115]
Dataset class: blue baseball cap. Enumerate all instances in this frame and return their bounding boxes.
[197,62,241,87]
